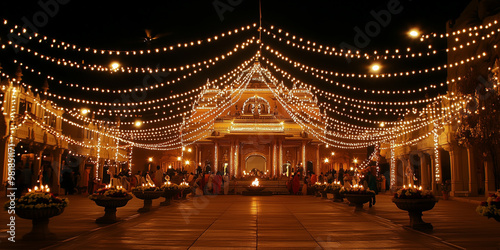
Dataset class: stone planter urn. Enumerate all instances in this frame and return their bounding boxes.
[132,190,163,212]
[392,198,437,230]
[181,188,192,199]
[345,194,374,211]
[495,216,500,222]
[90,195,133,224]
[16,207,65,240]
[160,189,181,206]
[320,190,328,199]
[332,189,343,202]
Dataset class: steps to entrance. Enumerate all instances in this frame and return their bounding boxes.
[230,180,290,195]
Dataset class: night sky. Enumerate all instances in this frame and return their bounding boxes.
[0,0,473,128]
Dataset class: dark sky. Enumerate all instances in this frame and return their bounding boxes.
[0,0,472,48]
[0,0,474,128]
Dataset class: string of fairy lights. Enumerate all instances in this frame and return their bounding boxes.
[262,21,499,58]
[9,38,256,74]
[3,19,258,56]
[1,16,491,185]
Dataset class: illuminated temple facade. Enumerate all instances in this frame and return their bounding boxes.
[178,62,364,178]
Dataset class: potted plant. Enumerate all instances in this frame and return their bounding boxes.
[476,189,500,222]
[341,184,376,211]
[160,181,180,206]
[441,180,450,200]
[392,185,437,230]
[89,185,133,224]
[313,182,327,198]
[330,181,343,202]
[131,184,162,212]
[3,185,68,240]
[179,181,191,199]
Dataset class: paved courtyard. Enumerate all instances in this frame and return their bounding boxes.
[1,194,500,249]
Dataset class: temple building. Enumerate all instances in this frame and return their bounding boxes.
[176,62,365,178]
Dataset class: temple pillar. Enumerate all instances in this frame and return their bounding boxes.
[316,144,320,175]
[418,152,429,190]
[33,146,46,187]
[279,140,283,176]
[467,147,478,196]
[194,145,199,168]
[484,159,496,197]
[446,145,465,195]
[301,141,306,171]
[235,140,239,178]
[273,140,278,178]
[400,155,408,186]
[230,141,234,178]
[214,141,218,173]
[428,152,437,194]
[53,148,64,195]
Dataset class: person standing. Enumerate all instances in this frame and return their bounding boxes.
[338,167,345,185]
[292,172,301,195]
[367,166,378,195]
[310,172,317,184]
[61,166,74,195]
[302,174,309,195]
[154,165,164,186]
[213,172,222,195]
[135,171,144,186]
[223,173,229,195]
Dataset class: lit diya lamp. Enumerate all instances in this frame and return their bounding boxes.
[247,178,265,192]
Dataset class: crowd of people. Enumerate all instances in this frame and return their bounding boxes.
[104,165,232,197]
[11,159,387,199]
[286,164,386,195]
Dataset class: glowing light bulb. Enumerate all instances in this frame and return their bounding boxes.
[81,108,90,115]
[408,29,420,38]
[110,62,120,70]
[370,63,381,72]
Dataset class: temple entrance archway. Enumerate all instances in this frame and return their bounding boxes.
[245,154,267,173]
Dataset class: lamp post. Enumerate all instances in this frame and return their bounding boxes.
[324,157,329,173]
[148,157,153,172]
[331,151,335,172]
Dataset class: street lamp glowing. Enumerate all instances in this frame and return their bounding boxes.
[177,156,181,161]
[353,158,358,164]
[370,63,381,72]
[187,148,192,152]
[324,158,329,163]
[148,157,153,162]
[185,160,190,165]
[408,29,420,38]
[134,120,142,127]
[331,152,335,156]
[111,62,120,70]
[182,146,186,151]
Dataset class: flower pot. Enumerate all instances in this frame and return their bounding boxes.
[246,186,265,192]
[132,190,163,213]
[332,189,343,202]
[160,189,181,206]
[345,194,374,211]
[181,188,192,199]
[16,207,65,241]
[90,195,133,224]
[320,190,327,199]
[393,198,437,230]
